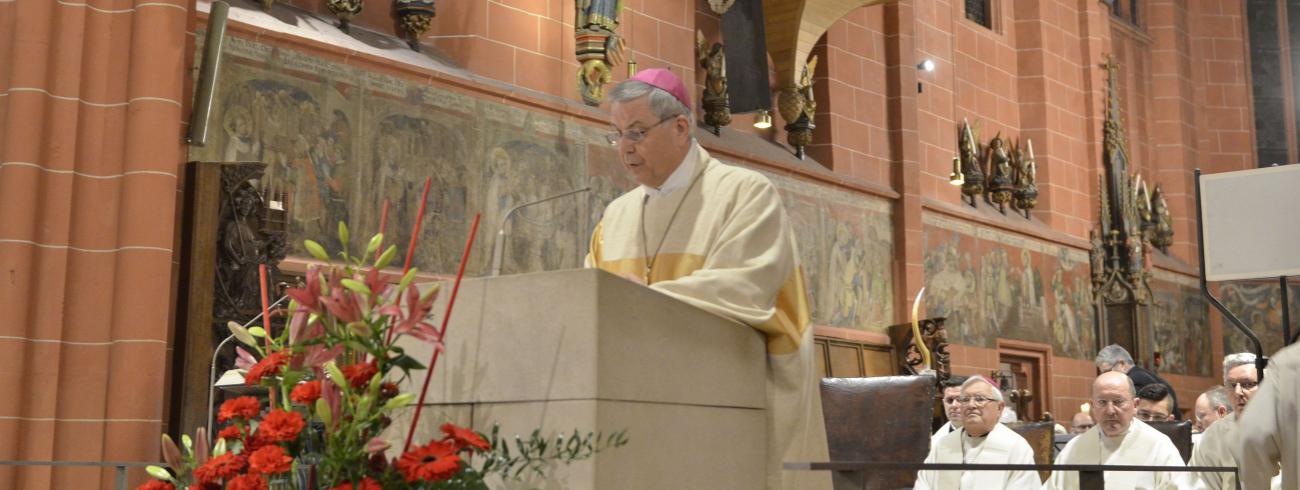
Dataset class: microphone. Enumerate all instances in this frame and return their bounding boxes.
[490,187,592,276]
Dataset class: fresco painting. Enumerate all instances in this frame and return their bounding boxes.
[1150,273,1212,376]
[1219,282,1300,357]
[922,215,1095,360]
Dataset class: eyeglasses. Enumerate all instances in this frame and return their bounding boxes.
[955,395,996,407]
[1226,380,1259,391]
[605,115,679,146]
[1136,409,1170,421]
[1093,398,1130,409]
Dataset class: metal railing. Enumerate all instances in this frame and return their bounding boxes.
[0,460,160,490]
[785,461,1240,490]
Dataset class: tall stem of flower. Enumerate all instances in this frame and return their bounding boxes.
[376,199,390,262]
[404,213,479,452]
[259,263,278,407]
[402,177,433,275]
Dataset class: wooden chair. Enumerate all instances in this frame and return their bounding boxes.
[1146,420,1193,462]
[820,375,936,490]
[1005,421,1057,482]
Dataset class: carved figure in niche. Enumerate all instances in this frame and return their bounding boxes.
[777,55,818,158]
[696,30,731,134]
[1149,184,1174,251]
[1089,230,1106,284]
[215,180,273,322]
[986,135,1014,206]
[1012,139,1038,214]
[1134,176,1153,241]
[958,119,985,202]
[575,0,626,105]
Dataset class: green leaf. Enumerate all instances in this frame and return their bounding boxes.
[341,278,371,296]
[247,326,267,338]
[420,282,441,302]
[365,233,384,257]
[145,465,171,481]
[343,340,370,355]
[213,438,228,456]
[226,321,258,347]
[304,240,330,261]
[390,354,426,372]
[375,245,398,269]
[338,222,350,249]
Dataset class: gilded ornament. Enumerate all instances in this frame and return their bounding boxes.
[394,0,436,51]
[325,0,364,32]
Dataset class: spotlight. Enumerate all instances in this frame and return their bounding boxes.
[753,109,773,129]
[949,157,964,186]
[918,59,935,72]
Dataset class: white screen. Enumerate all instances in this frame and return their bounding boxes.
[1200,164,1300,281]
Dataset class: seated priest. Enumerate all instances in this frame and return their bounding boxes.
[585,68,829,490]
[1044,372,1192,490]
[1071,410,1095,435]
[1135,383,1177,422]
[914,376,1039,490]
[1193,386,1233,435]
[1191,353,1263,490]
[1096,344,1179,418]
[932,375,970,448]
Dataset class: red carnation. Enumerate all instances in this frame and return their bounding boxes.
[255,409,305,443]
[218,425,243,441]
[248,445,293,475]
[328,478,382,490]
[396,440,462,482]
[441,423,489,452]
[341,361,379,390]
[226,473,268,490]
[290,380,322,405]
[192,452,246,484]
[217,396,261,423]
[135,481,174,490]
[245,350,291,386]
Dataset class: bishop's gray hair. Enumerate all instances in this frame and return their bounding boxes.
[607,80,695,127]
[1223,352,1257,384]
[961,376,1004,402]
[1204,386,1234,413]
[1095,344,1135,370]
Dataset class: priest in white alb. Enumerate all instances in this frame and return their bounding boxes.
[914,376,1039,490]
[1190,353,1262,490]
[585,68,829,490]
[1044,371,1192,490]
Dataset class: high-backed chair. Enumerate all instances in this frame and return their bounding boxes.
[1005,421,1056,482]
[820,375,936,490]
[1146,420,1194,462]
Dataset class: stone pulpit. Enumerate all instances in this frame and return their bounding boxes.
[390,269,769,489]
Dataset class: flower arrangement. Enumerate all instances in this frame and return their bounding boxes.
[141,214,624,490]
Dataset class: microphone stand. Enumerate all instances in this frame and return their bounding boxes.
[490,187,591,276]
[208,294,289,435]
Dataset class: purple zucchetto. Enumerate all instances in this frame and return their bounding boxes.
[627,68,692,110]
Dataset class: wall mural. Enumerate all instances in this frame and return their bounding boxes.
[191,37,895,332]
[1219,282,1300,358]
[1150,272,1212,376]
[922,214,1095,360]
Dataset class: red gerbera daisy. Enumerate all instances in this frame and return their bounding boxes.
[396,440,462,482]
[255,409,305,443]
[192,452,246,484]
[247,444,293,475]
[217,396,261,423]
[440,423,490,451]
[135,481,174,490]
[218,425,243,441]
[340,361,379,390]
[245,350,291,386]
[327,477,382,490]
[226,473,268,490]
[290,380,322,405]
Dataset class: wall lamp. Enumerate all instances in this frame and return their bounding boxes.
[917,59,936,72]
